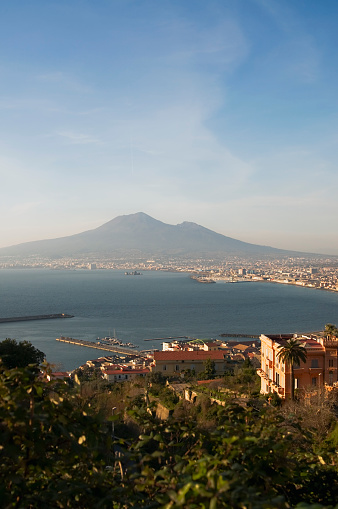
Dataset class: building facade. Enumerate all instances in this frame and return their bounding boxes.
[102,366,149,382]
[258,334,338,399]
[152,350,228,376]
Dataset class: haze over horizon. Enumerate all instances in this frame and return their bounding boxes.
[1,1,338,255]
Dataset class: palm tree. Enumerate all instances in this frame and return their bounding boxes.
[324,323,338,340]
[277,338,307,400]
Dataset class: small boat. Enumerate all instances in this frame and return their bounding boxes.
[96,332,138,349]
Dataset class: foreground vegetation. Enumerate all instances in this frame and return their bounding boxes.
[1,357,338,509]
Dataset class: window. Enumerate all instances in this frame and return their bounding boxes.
[312,377,317,386]
[163,365,167,371]
[294,378,299,389]
[329,372,334,386]
[329,359,334,367]
[175,365,180,371]
[311,359,319,368]
[275,372,280,386]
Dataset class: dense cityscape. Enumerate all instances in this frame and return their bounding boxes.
[1,253,338,292]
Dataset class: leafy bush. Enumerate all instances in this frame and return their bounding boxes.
[1,366,338,508]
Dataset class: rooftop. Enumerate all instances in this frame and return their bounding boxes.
[154,350,227,361]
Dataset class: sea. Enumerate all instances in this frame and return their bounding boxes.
[0,269,338,371]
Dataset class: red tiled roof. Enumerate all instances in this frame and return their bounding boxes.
[302,339,324,349]
[48,372,70,379]
[104,368,149,375]
[197,378,223,385]
[153,350,226,361]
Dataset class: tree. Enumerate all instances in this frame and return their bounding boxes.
[324,323,338,339]
[71,364,104,383]
[1,365,338,507]
[0,365,114,508]
[0,338,45,370]
[198,357,216,380]
[277,338,307,400]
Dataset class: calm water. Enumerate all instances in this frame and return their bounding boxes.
[0,269,338,371]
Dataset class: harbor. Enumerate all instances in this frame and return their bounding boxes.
[56,336,145,357]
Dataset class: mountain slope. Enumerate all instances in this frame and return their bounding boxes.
[0,212,294,258]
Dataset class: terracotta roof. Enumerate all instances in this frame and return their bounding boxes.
[104,368,149,375]
[232,344,249,351]
[302,339,324,349]
[197,378,223,385]
[153,350,226,361]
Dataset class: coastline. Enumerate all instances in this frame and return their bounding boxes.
[192,276,338,293]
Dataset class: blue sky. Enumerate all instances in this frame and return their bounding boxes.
[1,0,338,254]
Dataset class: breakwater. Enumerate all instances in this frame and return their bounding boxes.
[220,333,260,338]
[56,336,144,357]
[144,336,188,341]
[0,313,74,324]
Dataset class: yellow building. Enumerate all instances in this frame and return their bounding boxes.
[152,350,228,376]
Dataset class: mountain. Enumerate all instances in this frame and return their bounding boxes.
[0,212,299,259]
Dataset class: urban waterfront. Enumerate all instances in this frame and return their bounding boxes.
[0,269,338,371]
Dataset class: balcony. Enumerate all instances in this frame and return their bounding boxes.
[323,340,338,348]
[257,368,269,381]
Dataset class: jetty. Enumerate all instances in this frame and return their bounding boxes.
[144,336,188,341]
[56,336,144,357]
[220,333,260,339]
[0,313,74,324]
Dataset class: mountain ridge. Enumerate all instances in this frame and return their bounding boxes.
[0,212,311,259]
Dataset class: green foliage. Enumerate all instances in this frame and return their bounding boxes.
[0,338,45,369]
[1,365,338,508]
[324,323,338,338]
[146,371,166,385]
[123,402,338,508]
[0,365,113,508]
[149,384,179,410]
[198,357,216,380]
[221,360,261,396]
[277,338,307,367]
[71,364,104,383]
[327,422,338,448]
[180,368,197,381]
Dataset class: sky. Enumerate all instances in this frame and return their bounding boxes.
[1,0,338,255]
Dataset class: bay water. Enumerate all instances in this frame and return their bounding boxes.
[0,269,338,371]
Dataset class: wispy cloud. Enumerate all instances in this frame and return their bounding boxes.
[56,131,103,145]
[35,71,91,93]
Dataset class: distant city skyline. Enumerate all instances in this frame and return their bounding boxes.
[1,1,338,255]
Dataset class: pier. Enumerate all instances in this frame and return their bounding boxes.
[144,336,188,341]
[220,333,260,339]
[56,336,145,357]
[0,313,74,324]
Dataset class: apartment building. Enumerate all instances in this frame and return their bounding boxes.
[258,333,338,399]
[102,366,150,382]
[152,350,228,376]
